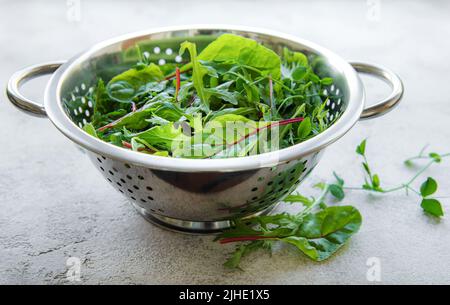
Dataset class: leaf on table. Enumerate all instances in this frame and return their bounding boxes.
[372,174,381,189]
[329,184,345,201]
[224,240,272,270]
[420,198,444,217]
[428,152,442,163]
[356,139,367,156]
[333,172,345,186]
[420,177,438,197]
[282,206,362,261]
[284,193,314,207]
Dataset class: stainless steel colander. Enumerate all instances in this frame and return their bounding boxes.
[6,25,403,234]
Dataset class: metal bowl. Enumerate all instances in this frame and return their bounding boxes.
[6,25,403,233]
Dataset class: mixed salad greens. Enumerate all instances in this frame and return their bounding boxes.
[81,34,336,158]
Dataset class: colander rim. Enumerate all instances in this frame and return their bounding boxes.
[44,24,364,172]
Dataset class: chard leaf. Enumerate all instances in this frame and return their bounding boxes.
[282,206,362,261]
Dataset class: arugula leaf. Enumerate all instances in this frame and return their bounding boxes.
[224,240,272,270]
[284,193,314,207]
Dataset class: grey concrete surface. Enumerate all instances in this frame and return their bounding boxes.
[1,0,449,284]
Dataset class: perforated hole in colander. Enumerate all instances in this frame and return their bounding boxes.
[95,155,161,210]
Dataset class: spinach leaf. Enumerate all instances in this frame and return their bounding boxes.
[197,34,281,80]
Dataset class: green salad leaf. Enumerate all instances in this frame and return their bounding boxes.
[106,63,164,103]
[179,41,210,110]
[283,206,362,261]
[197,33,281,80]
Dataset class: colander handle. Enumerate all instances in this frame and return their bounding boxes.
[350,62,404,120]
[6,61,65,117]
